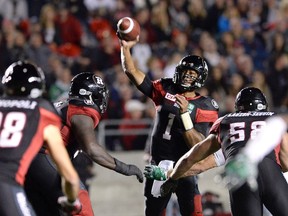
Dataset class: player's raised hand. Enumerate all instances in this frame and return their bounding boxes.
[175,94,189,113]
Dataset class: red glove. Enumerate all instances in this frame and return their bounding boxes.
[58,196,82,215]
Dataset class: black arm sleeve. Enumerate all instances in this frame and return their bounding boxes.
[136,75,153,97]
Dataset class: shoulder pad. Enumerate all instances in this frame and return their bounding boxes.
[160,77,173,84]
[69,98,101,113]
[201,96,219,111]
[160,78,177,91]
[37,98,59,115]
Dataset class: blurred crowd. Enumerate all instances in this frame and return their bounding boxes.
[0,0,287,150]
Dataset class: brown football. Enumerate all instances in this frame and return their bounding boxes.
[117,17,140,41]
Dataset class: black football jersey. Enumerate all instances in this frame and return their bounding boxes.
[210,111,277,162]
[0,97,61,186]
[55,98,101,158]
[145,78,219,162]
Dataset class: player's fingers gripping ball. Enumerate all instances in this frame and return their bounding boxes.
[117,17,140,41]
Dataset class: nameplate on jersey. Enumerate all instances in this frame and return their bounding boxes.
[0,100,37,109]
[227,112,274,117]
[164,93,176,102]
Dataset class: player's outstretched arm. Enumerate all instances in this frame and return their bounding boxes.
[144,154,219,181]
[44,125,81,213]
[119,38,146,86]
[160,135,220,197]
[71,114,143,183]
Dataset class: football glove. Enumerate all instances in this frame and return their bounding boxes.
[57,196,82,215]
[160,178,178,197]
[223,154,258,191]
[114,158,144,183]
[144,165,167,181]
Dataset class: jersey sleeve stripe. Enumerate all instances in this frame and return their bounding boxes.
[39,107,62,128]
[195,109,218,123]
[68,105,101,128]
[16,113,46,185]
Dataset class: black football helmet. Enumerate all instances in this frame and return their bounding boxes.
[69,72,109,114]
[235,87,268,112]
[173,55,208,92]
[2,61,45,98]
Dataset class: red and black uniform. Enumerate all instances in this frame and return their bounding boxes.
[0,97,61,216]
[210,111,288,216]
[25,98,97,216]
[141,78,219,216]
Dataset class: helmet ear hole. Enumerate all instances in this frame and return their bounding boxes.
[69,72,109,114]
[235,87,268,112]
[173,55,208,92]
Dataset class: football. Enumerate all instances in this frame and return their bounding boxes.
[117,17,140,41]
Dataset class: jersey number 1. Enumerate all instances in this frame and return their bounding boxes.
[163,113,175,140]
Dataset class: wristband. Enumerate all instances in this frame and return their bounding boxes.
[180,112,193,131]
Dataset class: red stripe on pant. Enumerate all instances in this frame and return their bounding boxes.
[193,194,203,216]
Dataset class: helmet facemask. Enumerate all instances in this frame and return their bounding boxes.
[173,55,208,92]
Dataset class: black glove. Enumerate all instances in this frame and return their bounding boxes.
[114,158,144,183]
[57,196,82,215]
[160,178,178,197]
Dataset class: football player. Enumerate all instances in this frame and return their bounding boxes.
[25,72,143,216]
[119,36,219,216]
[157,87,288,216]
[0,61,80,216]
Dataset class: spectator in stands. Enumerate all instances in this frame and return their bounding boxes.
[205,0,226,35]
[266,54,288,109]
[48,65,73,101]
[188,0,208,31]
[131,28,152,73]
[206,65,228,112]
[146,55,165,80]
[39,3,60,46]
[199,31,221,67]
[202,191,224,216]
[241,23,268,70]
[7,30,29,62]
[227,73,245,99]
[26,32,52,73]
[249,70,274,110]
[120,99,148,150]
[0,0,28,23]
[54,2,83,46]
